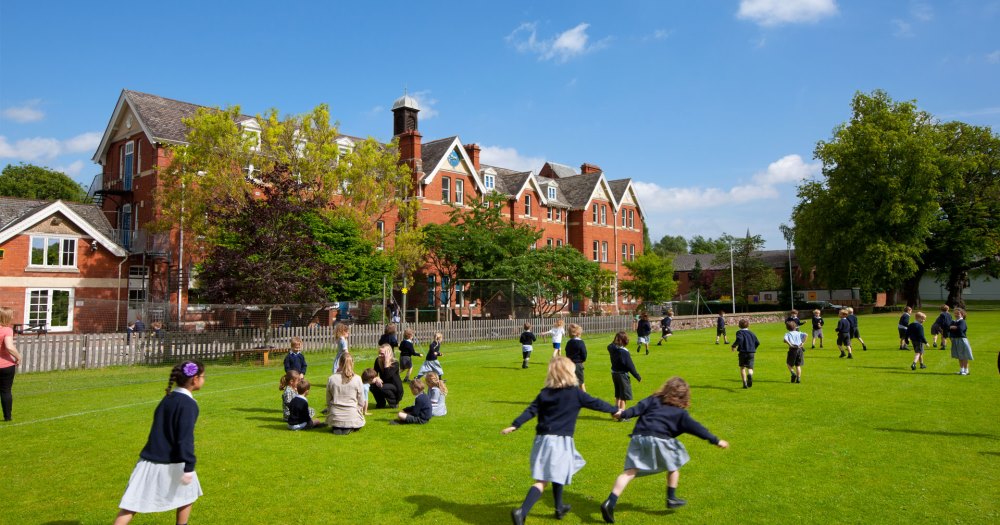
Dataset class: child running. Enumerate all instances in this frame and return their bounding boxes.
[897,306,913,350]
[425,372,448,417]
[609,331,642,411]
[847,307,868,351]
[810,309,824,349]
[543,319,566,357]
[635,314,652,355]
[113,361,205,525]
[416,332,444,380]
[656,310,673,346]
[283,336,307,376]
[932,305,952,350]
[836,309,853,359]
[519,322,537,369]
[714,311,728,345]
[600,377,729,522]
[731,319,760,389]
[399,328,423,382]
[908,312,928,370]
[784,320,807,383]
[564,323,588,392]
[332,323,350,373]
[502,357,620,525]
[287,379,323,430]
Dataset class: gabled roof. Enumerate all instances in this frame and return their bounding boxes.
[552,172,605,209]
[0,197,128,256]
[545,162,577,179]
[608,179,630,203]
[419,136,487,194]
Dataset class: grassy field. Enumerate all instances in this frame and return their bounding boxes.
[4,312,999,525]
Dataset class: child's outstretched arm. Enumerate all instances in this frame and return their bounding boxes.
[503,395,541,434]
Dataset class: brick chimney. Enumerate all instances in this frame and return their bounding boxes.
[580,163,602,174]
[464,143,481,172]
[398,130,423,189]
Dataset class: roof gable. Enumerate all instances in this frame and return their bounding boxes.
[0,198,128,256]
[420,137,486,194]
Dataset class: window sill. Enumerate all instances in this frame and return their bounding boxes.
[25,266,80,273]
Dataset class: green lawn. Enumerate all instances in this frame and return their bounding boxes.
[5,313,999,524]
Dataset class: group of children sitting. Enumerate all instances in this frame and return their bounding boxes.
[278,328,449,432]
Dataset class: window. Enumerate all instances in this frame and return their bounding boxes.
[121,141,134,190]
[622,243,628,262]
[601,241,609,262]
[621,210,627,227]
[128,266,148,309]
[592,241,599,261]
[484,174,495,191]
[628,210,634,228]
[629,244,636,260]
[119,203,133,250]
[376,220,385,250]
[30,236,76,268]
[600,205,607,225]
[547,206,552,220]
[26,288,73,332]
[524,195,532,216]
[556,239,563,247]
[441,176,451,203]
[548,186,556,199]
[547,238,553,247]
[592,203,598,223]
[455,179,464,206]
[427,275,436,306]
[555,208,562,222]
[441,276,450,305]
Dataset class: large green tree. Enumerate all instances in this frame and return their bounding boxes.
[688,235,729,254]
[620,252,678,308]
[651,234,687,256]
[711,232,780,307]
[0,163,90,202]
[496,246,609,316]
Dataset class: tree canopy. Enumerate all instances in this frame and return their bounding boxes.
[0,163,90,202]
[620,252,678,308]
[496,246,610,317]
[688,235,729,254]
[650,234,688,256]
[711,232,779,306]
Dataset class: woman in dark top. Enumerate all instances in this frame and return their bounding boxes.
[370,344,404,409]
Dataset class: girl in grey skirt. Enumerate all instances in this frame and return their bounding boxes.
[502,357,620,525]
[600,377,728,523]
[948,308,973,375]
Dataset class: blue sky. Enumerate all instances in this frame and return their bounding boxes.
[1,0,998,249]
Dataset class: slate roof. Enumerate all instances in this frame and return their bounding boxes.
[420,136,457,174]
[123,90,255,144]
[608,179,631,202]
[554,172,604,209]
[0,197,117,239]
[673,250,799,272]
[546,162,577,179]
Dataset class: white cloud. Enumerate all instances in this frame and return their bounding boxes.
[3,99,45,123]
[987,50,1000,64]
[409,90,439,120]
[506,22,609,62]
[0,131,102,161]
[911,2,934,21]
[54,160,87,178]
[737,0,838,27]
[479,145,545,173]
[751,154,820,185]
[891,19,913,37]
[643,29,671,42]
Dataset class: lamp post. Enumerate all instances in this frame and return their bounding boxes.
[729,240,736,314]
[779,224,795,311]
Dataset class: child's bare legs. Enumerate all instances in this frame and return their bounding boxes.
[396,409,409,421]
[402,367,413,381]
[795,365,802,381]
[616,398,626,411]
[113,510,135,525]
[177,504,193,524]
[611,468,638,496]
[580,382,587,393]
[740,367,749,388]
[959,359,969,374]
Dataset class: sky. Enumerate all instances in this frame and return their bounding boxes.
[1,0,998,249]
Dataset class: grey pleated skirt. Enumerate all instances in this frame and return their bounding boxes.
[418,360,444,376]
[529,435,586,484]
[950,338,974,360]
[118,460,203,513]
[623,435,690,476]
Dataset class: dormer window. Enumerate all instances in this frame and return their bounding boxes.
[484,174,495,191]
[548,186,556,200]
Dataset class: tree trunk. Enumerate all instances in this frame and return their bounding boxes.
[901,270,924,308]
[944,267,969,309]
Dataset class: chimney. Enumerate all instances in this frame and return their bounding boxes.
[464,143,481,172]
[580,163,602,174]
[398,130,423,185]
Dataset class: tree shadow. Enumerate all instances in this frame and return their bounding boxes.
[689,384,739,393]
[875,427,997,440]
[231,407,274,414]
[404,493,519,524]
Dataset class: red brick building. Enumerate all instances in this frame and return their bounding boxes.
[0,198,130,332]
[88,90,647,320]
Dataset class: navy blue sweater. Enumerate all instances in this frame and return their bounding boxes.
[785,316,803,327]
[847,314,859,333]
[621,396,719,444]
[731,329,760,354]
[812,316,824,330]
[898,312,911,328]
[608,344,641,380]
[836,317,851,335]
[636,320,652,337]
[519,331,537,345]
[565,338,587,364]
[717,316,726,329]
[287,396,314,427]
[949,318,967,338]
[934,312,953,337]
[399,340,421,358]
[284,351,307,375]
[139,391,199,472]
[409,392,433,421]
[512,387,617,436]
[378,333,399,350]
[907,322,927,345]
[425,341,441,361]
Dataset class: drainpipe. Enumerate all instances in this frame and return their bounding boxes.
[613,207,620,315]
[116,253,129,331]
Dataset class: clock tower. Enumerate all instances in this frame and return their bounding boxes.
[392,93,420,136]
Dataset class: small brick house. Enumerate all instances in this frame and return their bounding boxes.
[0,198,129,333]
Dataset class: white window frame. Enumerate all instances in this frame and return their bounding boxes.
[546,238,554,247]
[621,210,627,227]
[628,209,635,228]
[592,203,598,223]
[601,241,609,262]
[442,176,451,203]
[547,206,552,220]
[29,235,77,269]
[376,220,385,250]
[548,186,556,199]
[630,244,636,260]
[455,179,464,206]
[25,288,74,332]
[556,239,563,247]
[622,243,628,262]
[592,241,599,261]
[524,194,532,216]
[600,205,607,225]
[484,174,495,191]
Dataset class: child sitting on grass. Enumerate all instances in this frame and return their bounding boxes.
[425,372,448,417]
[361,368,378,415]
[280,370,306,422]
[600,376,728,522]
[395,377,432,424]
[287,379,323,430]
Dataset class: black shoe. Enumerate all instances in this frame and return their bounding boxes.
[933,342,937,348]
[511,508,525,525]
[747,375,753,387]
[742,383,748,389]
[862,344,867,351]
[555,504,571,520]
[920,364,927,369]
[403,378,410,383]
[715,341,719,345]
[657,341,663,346]
[791,373,797,383]
[911,363,917,370]
[600,499,615,523]
[667,497,687,509]
[839,350,846,358]
[795,376,801,383]
[848,353,853,359]
[645,349,649,355]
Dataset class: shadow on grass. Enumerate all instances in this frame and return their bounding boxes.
[875,428,997,440]
[979,451,1000,457]
[690,384,739,393]
[483,365,536,370]
[231,407,273,413]
[490,400,533,406]
[40,521,82,525]
[405,493,518,524]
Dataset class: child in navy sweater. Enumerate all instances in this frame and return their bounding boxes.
[656,310,673,346]
[396,378,433,424]
[635,314,652,355]
[399,329,422,382]
[287,379,323,430]
[897,306,913,350]
[502,357,619,525]
[932,304,952,350]
[715,311,728,345]
[114,361,205,525]
[283,336,306,376]
[564,323,588,392]
[609,331,642,411]
[847,307,868,351]
[836,309,853,359]
[600,377,728,522]
[811,309,824,349]
[731,319,760,389]
[909,312,929,370]
[519,322,537,369]
[416,332,444,380]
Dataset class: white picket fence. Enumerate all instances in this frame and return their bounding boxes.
[13,312,786,374]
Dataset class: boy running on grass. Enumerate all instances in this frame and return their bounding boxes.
[784,320,807,383]
[731,319,760,389]
[908,312,928,370]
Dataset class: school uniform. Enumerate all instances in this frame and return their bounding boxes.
[332,336,349,373]
[847,314,861,339]
[417,341,444,377]
[401,392,433,424]
[371,359,404,408]
[378,333,399,352]
[731,328,760,369]
[784,331,807,367]
[811,316,824,341]
[897,312,912,341]
[785,316,804,328]
[608,344,642,400]
[907,322,927,353]
[836,318,852,346]
[119,388,203,513]
[949,318,973,361]
[564,338,588,385]
[429,386,447,417]
[547,327,565,351]
[510,387,617,484]
[660,316,673,337]
[716,316,726,337]
[399,339,422,371]
[520,330,536,358]
[636,319,652,344]
[932,312,953,343]
[619,396,721,475]
[283,351,307,375]
[287,395,316,430]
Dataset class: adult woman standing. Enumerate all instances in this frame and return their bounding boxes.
[326,353,366,434]
[948,308,974,376]
[370,344,404,409]
[0,306,23,422]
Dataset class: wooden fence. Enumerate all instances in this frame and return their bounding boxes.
[13,312,786,374]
